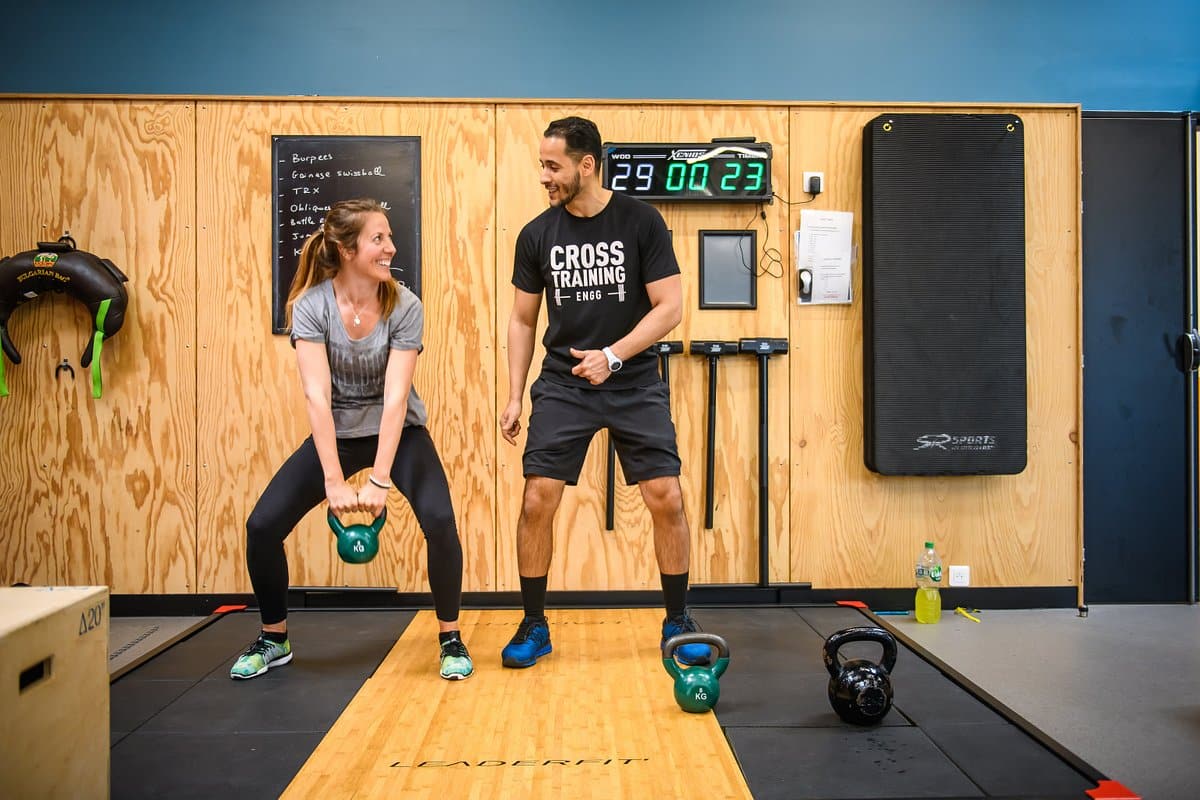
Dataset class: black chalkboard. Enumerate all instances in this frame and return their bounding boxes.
[272,135,421,333]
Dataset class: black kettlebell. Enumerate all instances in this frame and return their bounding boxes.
[327,508,386,564]
[662,633,730,713]
[823,626,897,725]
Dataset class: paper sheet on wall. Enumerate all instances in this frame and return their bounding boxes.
[795,210,854,304]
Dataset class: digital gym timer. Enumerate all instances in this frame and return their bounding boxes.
[602,141,773,202]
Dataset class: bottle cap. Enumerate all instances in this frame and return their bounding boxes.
[924,541,933,549]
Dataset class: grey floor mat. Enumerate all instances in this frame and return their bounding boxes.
[109,616,210,679]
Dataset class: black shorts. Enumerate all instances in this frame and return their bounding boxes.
[523,376,681,486]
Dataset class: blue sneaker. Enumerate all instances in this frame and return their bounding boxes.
[662,612,713,666]
[501,615,552,668]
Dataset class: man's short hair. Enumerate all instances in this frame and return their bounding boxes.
[544,116,602,169]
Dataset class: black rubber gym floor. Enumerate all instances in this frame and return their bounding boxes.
[704,606,1101,799]
[109,606,1113,799]
[111,610,415,799]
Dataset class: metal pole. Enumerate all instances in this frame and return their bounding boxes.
[605,436,615,531]
[1186,114,1198,603]
[757,352,770,587]
[705,355,718,530]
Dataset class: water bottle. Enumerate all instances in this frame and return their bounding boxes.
[914,541,943,624]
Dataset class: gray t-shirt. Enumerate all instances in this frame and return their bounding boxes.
[290,280,428,437]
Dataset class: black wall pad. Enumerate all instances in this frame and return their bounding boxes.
[862,113,1027,475]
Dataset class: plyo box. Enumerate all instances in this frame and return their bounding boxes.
[0,585,110,799]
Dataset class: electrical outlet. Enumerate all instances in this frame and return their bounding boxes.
[803,171,824,194]
[949,565,970,587]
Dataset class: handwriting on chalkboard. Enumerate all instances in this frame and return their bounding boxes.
[272,136,422,333]
[285,199,392,253]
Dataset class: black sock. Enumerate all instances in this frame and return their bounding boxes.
[660,571,689,620]
[262,629,288,644]
[520,575,548,619]
[438,630,461,645]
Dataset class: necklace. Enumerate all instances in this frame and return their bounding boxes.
[335,282,372,327]
[346,295,368,327]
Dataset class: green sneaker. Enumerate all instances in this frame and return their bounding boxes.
[230,635,292,680]
[439,637,473,681]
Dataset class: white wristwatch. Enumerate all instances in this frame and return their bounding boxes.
[602,346,623,372]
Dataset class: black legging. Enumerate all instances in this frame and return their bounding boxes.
[245,425,463,625]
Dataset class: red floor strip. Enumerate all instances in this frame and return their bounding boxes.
[213,604,247,614]
[1087,779,1140,799]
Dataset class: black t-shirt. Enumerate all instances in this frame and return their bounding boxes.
[512,192,680,389]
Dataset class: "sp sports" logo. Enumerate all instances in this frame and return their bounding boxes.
[914,433,997,451]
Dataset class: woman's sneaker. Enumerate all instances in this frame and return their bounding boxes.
[230,635,292,680]
[439,637,474,680]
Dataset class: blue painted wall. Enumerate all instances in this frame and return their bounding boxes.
[2,1,1197,109]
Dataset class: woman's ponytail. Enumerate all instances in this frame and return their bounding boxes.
[286,228,336,327]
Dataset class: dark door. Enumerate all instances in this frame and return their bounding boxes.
[1082,113,1196,603]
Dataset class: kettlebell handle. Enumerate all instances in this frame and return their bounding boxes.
[327,507,387,536]
[663,632,729,661]
[663,632,730,678]
[823,626,897,677]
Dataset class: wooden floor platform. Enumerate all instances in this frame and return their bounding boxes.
[282,608,752,799]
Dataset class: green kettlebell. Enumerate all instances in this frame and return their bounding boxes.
[662,633,730,713]
[327,508,386,564]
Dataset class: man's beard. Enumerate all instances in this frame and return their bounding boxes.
[551,172,582,207]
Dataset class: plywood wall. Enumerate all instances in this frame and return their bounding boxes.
[494,104,792,590]
[788,106,1081,589]
[0,99,196,592]
[0,97,1081,595]
[194,101,496,594]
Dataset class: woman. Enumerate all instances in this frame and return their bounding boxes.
[232,198,472,681]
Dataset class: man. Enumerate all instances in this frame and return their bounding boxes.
[499,116,710,668]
